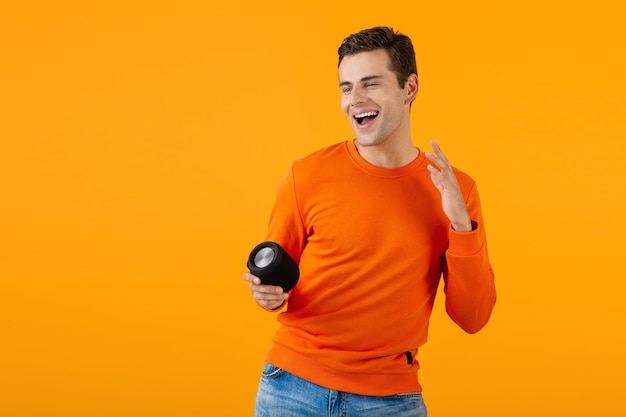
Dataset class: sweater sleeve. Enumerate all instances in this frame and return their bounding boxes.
[254,165,307,314]
[443,180,496,333]
[265,164,307,261]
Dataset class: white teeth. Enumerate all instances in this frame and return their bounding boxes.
[354,111,379,118]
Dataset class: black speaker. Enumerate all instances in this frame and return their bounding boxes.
[247,241,299,292]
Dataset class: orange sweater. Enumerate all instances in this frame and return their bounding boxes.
[263,140,496,396]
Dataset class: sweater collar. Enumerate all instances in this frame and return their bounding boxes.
[345,139,426,178]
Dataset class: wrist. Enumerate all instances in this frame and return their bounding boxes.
[451,221,472,233]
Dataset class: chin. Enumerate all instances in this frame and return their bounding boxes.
[355,135,380,147]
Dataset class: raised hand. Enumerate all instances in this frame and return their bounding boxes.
[425,139,472,232]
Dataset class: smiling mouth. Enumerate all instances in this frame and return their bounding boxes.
[354,111,379,125]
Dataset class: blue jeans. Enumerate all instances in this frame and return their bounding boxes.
[254,363,427,417]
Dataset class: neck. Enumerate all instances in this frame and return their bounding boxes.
[354,136,419,169]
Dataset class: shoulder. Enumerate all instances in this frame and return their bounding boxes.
[451,166,477,195]
[292,141,349,171]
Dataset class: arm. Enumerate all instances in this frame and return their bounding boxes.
[244,165,307,312]
[426,140,496,333]
[442,186,496,333]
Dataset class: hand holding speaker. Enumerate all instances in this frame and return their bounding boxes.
[246,241,300,292]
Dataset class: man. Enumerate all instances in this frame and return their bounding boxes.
[244,26,496,417]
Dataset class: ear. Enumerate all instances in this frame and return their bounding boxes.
[405,74,419,104]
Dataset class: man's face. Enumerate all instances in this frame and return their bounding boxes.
[338,49,414,149]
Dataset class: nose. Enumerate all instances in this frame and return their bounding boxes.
[350,85,366,107]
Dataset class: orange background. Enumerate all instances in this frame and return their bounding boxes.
[1,1,625,416]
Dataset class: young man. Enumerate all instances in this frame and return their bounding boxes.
[244,26,496,417]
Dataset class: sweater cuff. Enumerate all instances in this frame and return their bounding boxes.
[448,221,483,256]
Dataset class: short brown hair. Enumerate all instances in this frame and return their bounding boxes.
[338,26,417,88]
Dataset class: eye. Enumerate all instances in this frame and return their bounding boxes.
[341,87,352,94]
[365,83,377,88]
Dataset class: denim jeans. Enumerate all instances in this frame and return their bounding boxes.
[254,363,427,417]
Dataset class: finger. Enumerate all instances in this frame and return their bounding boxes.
[253,290,289,301]
[424,147,443,169]
[243,272,261,285]
[428,166,445,191]
[253,292,289,309]
[256,297,286,310]
[249,282,285,295]
[429,139,450,166]
[424,152,442,171]
[425,153,451,179]
[427,163,441,174]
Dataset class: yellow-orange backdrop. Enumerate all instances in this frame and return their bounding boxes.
[1,1,625,416]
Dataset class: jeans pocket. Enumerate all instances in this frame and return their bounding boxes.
[261,362,284,380]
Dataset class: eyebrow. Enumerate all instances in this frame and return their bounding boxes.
[339,75,383,88]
